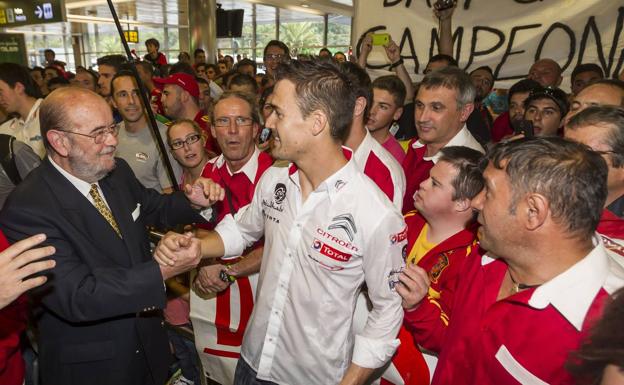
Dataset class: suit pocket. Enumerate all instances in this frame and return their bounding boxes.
[495,345,548,385]
[60,340,115,363]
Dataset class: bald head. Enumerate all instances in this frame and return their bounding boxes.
[40,87,111,151]
[528,59,563,87]
[565,81,624,125]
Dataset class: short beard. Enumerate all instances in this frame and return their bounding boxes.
[68,144,116,183]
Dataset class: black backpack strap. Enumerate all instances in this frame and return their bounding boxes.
[0,134,22,185]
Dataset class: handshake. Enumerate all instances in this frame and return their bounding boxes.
[154,232,203,280]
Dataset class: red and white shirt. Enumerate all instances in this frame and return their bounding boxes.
[598,209,624,267]
[189,148,272,385]
[215,150,406,385]
[353,131,406,211]
[402,126,483,214]
[405,238,624,385]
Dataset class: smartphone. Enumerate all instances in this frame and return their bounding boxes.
[259,127,272,144]
[372,33,390,46]
[514,119,534,139]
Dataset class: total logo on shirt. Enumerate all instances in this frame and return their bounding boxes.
[312,238,352,262]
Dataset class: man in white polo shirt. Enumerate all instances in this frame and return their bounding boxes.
[402,66,483,213]
[155,60,406,385]
[0,63,45,158]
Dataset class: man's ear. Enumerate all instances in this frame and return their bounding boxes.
[353,96,367,118]
[525,193,549,231]
[459,102,474,123]
[454,197,472,213]
[46,130,70,157]
[310,111,328,137]
[393,106,404,122]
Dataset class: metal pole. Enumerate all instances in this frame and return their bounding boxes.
[105,0,179,191]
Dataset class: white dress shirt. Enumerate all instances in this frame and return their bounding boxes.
[0,99,46,158]
[216,156,406,385]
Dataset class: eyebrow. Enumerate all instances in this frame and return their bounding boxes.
[89,122,114,134]
[267,102,282,113]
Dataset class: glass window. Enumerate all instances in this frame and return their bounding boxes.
[327,14,351,54]
[278,9,324,57]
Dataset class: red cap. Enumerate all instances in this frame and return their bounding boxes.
[154,73,199,98]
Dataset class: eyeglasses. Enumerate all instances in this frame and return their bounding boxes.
[55,124,119,144]
[264,54,285,61]
[170,133,201,150]
[214,116,253,128]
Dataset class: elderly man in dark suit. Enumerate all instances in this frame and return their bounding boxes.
[0,86,224,385]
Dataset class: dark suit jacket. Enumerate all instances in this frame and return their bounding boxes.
[0,158,205,385]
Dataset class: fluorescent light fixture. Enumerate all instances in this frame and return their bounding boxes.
[65,0,133,10]
[67,13,187,28]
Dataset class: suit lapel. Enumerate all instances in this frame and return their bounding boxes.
[40,159,131,267]
[99,173,144,265]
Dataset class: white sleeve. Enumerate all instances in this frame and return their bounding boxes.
[215,171,269,258]
[352,210,406,368]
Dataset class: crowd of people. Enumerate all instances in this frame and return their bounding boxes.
[0,3,624,385]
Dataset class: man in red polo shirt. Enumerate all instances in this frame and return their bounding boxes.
[190,91,272,385]
[155,73,220,156]
[400,137,624,384]
[402,66,483,214]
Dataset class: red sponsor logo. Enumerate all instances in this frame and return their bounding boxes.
[313,238,352,262]
[316,228,359,251]
[390,227,408,244]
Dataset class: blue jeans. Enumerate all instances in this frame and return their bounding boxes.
[234,359,278,385]
[167,325,201,384]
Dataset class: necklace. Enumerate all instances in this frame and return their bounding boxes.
[509,272,541,293]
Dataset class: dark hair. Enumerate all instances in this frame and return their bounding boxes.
[145,38,160,50]
[571,63,604,82]
[319,48,331,56]
[195,63,208,73]
[259,85,274,109]
[263,40,290,59]
[567,106,624,168]
[568,287,624,384]
[428,54,458,67]
[211,90,260,126]
[109,70,137,97]
[470,65,494,77]
[178,51,191,62]
[274,60,354,142]
[193,48,205,58]
[339,61,372,119]
[485,137,607,239]
[439,146,485,201]
[44,49,55,57]
[507,78,541,104]
[205,63,219,74]
[47,77,70,88]
[196,77,209,86]
[228,73,258,94]
[169,61,195,76]
[135,61,154,77]
[0,62,41,99]
[372,75,406,107]
[236,58,257,73]
[44,66,63,78]
[96,55,128,72]
[524,86,569,117]
[420,66,476,109]
[31,66,45,76]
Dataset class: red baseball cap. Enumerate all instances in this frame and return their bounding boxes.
[154,73,199,98]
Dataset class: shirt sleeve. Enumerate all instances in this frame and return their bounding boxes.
[352,209,406,369]
[13,140,41,179]
[215,171,269,259]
